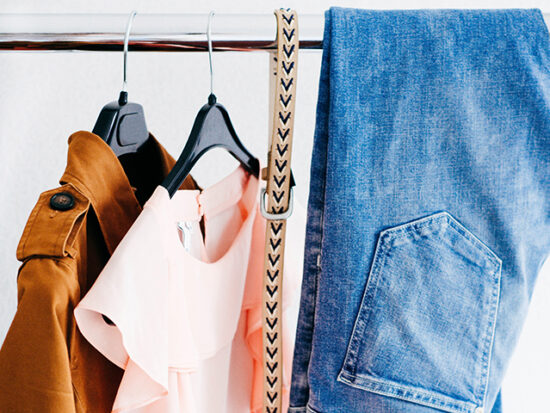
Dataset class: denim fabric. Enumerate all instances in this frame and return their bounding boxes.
[289,8,550,413]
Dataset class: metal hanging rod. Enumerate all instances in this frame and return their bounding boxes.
[0,13,324,52]
[0,12,548,52]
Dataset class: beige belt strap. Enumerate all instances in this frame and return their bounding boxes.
[261,8,298,413]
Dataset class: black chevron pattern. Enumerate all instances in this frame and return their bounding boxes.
[267,391,278,403]
[281,78,293,92]
[278,112,291,125]
[282,13,294,24]
[263,8,298,413]
[267,332,278,345]
[272,190,284,203]
[266,317,278,329]
[277,128,290,140]
[268,253,281,266]
[266,361,279,374]
[267,269,279,283]
[276,143,288,157]
[270,222,283,235]
[266,301,278,313]
[270,238,282,250]
[282,44,295,58]
[274,159,287,173]
[282,28,295,41]
[282,60,295,75]
[266,285,278,297]
[279,94,292,108]
[267,347,278,358]
[273,175,286,188]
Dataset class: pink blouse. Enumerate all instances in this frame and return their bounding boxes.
[74,166,304,412]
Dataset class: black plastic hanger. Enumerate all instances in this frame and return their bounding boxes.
[162,93,259,196]
[92,11,149,157]
[162,12,259,197]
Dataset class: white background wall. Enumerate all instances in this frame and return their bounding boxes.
[0,1,548,411]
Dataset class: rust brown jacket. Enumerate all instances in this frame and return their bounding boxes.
[0,131,196,413]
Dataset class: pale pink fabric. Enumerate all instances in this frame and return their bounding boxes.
[74,166,304,413]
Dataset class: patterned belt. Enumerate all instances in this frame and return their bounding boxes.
[261,8,299,413]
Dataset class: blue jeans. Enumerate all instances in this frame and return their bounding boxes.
[289,8,550,413]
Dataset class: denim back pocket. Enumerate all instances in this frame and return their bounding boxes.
[338,212,501,413]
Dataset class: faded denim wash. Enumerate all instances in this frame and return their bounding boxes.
[289,8,550,413]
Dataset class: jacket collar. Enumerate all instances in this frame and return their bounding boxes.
[60,130,195,254]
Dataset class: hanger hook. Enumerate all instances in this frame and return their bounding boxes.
[122,11,137,94]
[207,11,216,104]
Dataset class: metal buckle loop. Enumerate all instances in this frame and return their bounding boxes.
[260,187,294,220]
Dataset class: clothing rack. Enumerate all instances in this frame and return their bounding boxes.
[1,12,548,52]
[0,13,323,52]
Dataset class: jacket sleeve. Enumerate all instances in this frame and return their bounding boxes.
[0,183,89,413]
[0,258,81,413]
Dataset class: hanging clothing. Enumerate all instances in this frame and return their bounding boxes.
[0,131,198,413]
[289,7,550,413]
[74,165,305,413]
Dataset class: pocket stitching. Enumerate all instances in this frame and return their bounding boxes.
[379,211,451,240]
[380,212,501,269]
[339,211,502,412]
[444,214,501,268]
[337,371,474,413]
[475,261,501,407]
[341,227,390,377]
[444,215,502,405]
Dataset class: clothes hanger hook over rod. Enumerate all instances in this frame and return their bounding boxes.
[122,10,137,93]
[207,11,216,102]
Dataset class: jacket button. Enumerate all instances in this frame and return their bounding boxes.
[50,192,75,211]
